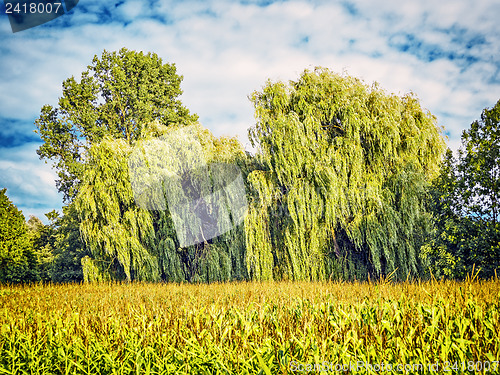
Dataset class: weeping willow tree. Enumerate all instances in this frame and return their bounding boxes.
[76,122,250,282]
[246,67,446,281]
[75,66,446,282]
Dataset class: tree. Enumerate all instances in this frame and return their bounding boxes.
[75,122,250,282]
[22,209,89,283]
[26,215,54,282]
[0,189,38,283]
[34,48,199,282]
[36,48,198,202]
[246,68,446,280]
[460,100,500,226]
[425,100,500,278]
[50,205,89,282]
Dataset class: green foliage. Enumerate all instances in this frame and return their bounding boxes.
[76,135,158,281]
[34,48,208,282]
[36,56,458,283]
[26,215,54,282]
[460,100,500,224]
[22,208,89,283]
[0,189,38,283]
[50,205,90,282]
[247,68,446,280]
[36,47,197,202]
[421,149,464,278]
[76,123,250,282]
[458,100,500,276]
[426,100,500,278]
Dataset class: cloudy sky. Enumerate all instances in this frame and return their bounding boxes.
[1,0,499,222]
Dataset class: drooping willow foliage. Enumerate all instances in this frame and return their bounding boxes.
[77,68,446,282]
[246,68,446,280]
[76,122,250,282]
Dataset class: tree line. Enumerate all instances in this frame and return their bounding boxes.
[1,48,498,283]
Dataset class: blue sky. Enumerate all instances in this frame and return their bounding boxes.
[1,0,499,222]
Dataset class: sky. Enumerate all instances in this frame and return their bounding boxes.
[0,0,499,223]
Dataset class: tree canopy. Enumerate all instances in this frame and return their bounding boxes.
[0,189,38,283]
[245,68,446,280]
[31,52,466,283]
[76,122,250,282]
[424,99,500,278]
[36,47,197,202]
[459,100,500,225]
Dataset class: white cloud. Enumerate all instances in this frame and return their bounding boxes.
[0,143,61,222]
[115,1,147,21]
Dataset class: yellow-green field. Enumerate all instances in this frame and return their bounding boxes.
[1,277,499,374]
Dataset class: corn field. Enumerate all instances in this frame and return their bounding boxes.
[1,276,499,374]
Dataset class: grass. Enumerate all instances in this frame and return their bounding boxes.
[0,277,499,374]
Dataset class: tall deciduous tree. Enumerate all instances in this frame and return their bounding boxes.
[36,48,197,202]
[424,100,500,278]
[459,100,500,226]
[34,48,198,281]
[246,68,446,280]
